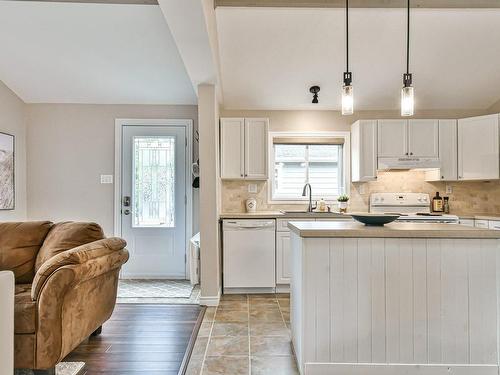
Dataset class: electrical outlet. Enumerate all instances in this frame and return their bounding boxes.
[248,184,257,193]
[100,175,113,184]
[358,184,366,195]
[445,184,453,194]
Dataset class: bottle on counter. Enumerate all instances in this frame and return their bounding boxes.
[318,198,326,212]
[432,192,444,213]
[443,196,450,214]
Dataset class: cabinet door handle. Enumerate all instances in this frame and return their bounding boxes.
[410,152,413,155]
[441,176,444,179]
[405,152,409,155]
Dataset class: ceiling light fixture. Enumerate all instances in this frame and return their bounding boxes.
[401,0,414,116]
[342,0,353,115]
[310,86,320,104]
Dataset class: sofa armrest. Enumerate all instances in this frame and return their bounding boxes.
[31,237,128,301]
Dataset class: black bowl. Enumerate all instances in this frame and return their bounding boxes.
[351,213,400,226]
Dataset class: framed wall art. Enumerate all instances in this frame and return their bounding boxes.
[0,132,15,210]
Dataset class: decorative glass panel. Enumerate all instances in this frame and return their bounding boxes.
[133,137,175,227]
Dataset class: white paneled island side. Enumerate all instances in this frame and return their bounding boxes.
[288,221,500,375]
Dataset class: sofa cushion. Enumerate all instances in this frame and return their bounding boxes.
[0,221,53,283]
[14,284,36,334]
[35,222,105,272]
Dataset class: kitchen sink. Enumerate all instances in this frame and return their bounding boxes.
[280,210,349,218]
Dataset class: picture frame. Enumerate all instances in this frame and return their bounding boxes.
[0,132,15,210]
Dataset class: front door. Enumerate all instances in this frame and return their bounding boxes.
[121,125,187,278]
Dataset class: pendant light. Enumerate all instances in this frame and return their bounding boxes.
[342,0,353,115]
[401,0,414,116]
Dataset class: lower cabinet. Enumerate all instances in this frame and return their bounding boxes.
[276,231,291,285]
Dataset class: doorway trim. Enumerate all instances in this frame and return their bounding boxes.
[114,118,194,278]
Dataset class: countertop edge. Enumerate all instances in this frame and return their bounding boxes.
[288,222,500,239]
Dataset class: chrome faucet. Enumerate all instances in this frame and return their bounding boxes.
[302,183,316,213]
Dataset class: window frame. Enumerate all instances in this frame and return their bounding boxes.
[267,131,351,205]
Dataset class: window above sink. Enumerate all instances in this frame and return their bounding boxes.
[268,131,350,204]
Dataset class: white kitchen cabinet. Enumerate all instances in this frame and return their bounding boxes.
[489,220,500,230]
[220,118,244,179]
[377,119,407,157]
[351,120,377,182]
[220,117,268,180]
[244,118,268,179]
[425,120,458,181]
[276,231,291,284]
[458,114,499,180]
[459,218,475,227]
[408,119,439,158]
[475,219,489,229]
[378,119,439,159]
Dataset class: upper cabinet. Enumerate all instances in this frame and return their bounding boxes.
[220,117,269,180]
[458,114,499,180]
[244,118,268,179]
[408,119,439,158]
[377,120,407,157]
[425,120,458,181]
[378,119,438,158]
[351,120,377,182]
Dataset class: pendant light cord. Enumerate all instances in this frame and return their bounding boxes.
[346,0,349,72]
[406,0,410,74]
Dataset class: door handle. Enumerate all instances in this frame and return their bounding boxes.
[123,209,131,215]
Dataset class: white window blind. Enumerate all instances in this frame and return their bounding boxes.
[273,143,345,201]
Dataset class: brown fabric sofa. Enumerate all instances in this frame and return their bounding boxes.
[0,221,129,374]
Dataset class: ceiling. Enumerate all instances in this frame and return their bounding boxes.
[0,1,196,104]
[216,7,500,110]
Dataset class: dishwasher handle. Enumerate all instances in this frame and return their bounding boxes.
[223,220,275,230]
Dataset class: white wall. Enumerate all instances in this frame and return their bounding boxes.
[0,80,26,221]
[198,84,221,304]
[25,103,198,235]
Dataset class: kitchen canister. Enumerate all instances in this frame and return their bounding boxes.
[245,198,257,213]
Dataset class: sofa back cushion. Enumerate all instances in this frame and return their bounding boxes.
[0,221,53,283]
[35,222,104,272]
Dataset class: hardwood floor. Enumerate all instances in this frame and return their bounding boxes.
[65,304,205,375]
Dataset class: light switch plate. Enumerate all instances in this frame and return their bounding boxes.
[445,184,453,194]
[358,184,366,195]
[248,183,257,193]
[100,175,114,184]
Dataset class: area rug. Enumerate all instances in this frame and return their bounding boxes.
[117,279,195,298]
[15,362,85,375]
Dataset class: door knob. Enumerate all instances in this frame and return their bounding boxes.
[123,209,131,215]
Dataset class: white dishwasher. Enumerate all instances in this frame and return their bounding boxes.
[223,219,276,291]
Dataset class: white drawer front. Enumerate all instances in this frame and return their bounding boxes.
[488,220,500,230]
[459,219,475,227]
[475,219,489,229]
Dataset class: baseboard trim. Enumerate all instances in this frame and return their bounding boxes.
[275,284,290,293]
[223,287,276,294]
[304,363,499,375]
[199,289,221,306]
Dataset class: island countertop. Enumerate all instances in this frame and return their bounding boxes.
[288,221,500,239]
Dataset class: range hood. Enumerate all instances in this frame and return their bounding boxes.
[377,157,441,170]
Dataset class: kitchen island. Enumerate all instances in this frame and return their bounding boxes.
[288,221,500,375]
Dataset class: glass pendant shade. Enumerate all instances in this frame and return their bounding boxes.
[342,84,353,115]
[401,85,414,117]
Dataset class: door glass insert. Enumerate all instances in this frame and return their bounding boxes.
[132,136,175,228]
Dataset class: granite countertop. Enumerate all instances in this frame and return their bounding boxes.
[288,221,500,239]
[219,211,352,219]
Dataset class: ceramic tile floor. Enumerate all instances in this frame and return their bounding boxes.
[186,293,299,375]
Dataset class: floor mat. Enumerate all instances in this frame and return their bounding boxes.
[117,279,195,298]
[15,362,85,375]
